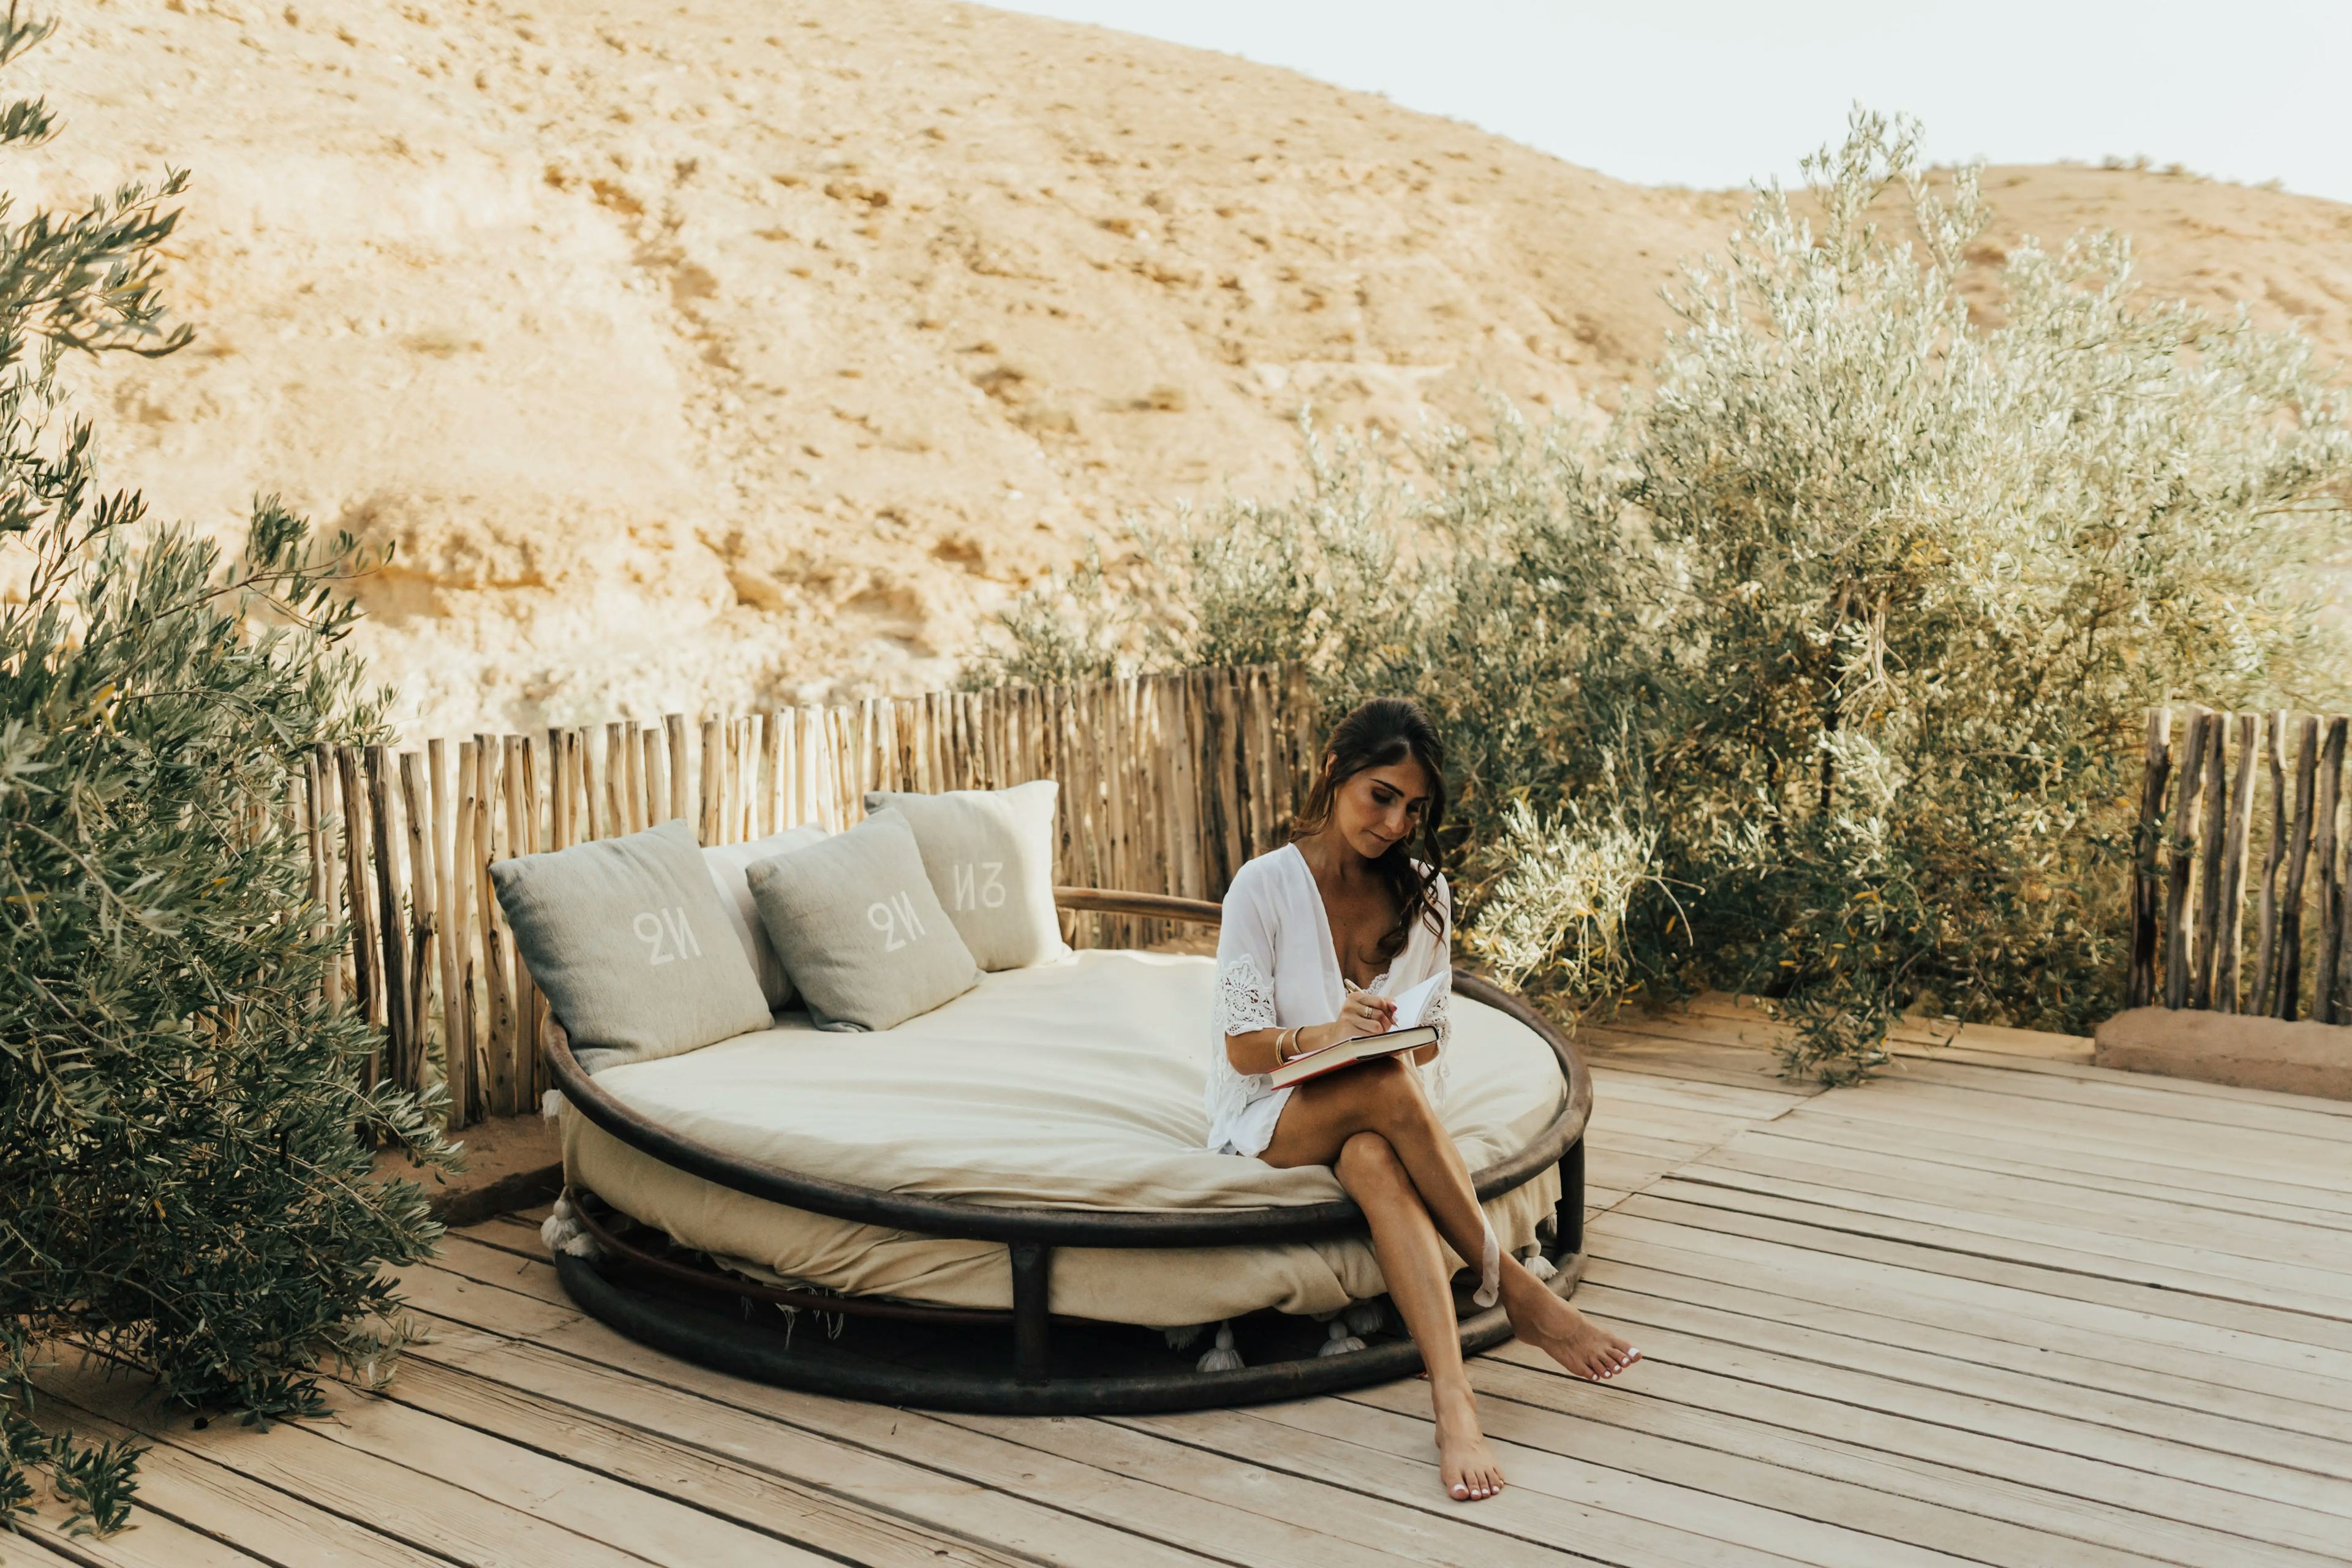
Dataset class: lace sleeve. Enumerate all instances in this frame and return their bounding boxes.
[1216,952,1277,1036]
[1415,970,1453,1111]
[1214,859,1281,1039]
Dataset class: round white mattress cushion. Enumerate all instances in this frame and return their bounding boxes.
[560,948,1568,1326]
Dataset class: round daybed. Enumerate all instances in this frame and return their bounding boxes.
[544,886,1592,1415]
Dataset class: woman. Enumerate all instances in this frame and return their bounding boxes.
[1209,697,1639,1503]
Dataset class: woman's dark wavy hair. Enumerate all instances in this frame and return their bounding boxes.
[1289,696,1448,964]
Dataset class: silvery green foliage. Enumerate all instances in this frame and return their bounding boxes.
[0,10,454,1531]
[967,538,1127,688]
[1136,415,1414,679]
[1461,801,1656,1004]
[997,108,2352,1080]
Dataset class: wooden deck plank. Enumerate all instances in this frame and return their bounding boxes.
[365,1351,1028,1568]
[1471,1329,2352,1548]
[1596,1205,2352,1391]
[396,1260,1312,1568]
[935,1408,1567,1568]
[1860,1056,2352,1139]
[1642,1175,2352,1319]
[0,1531,91,1568]
[1567,1272,2352,1479]
[1461,1360,2338,1568]
[42,1014,2352,1567]
[1583,1228,2352,1442]
[1681,1140,2352,1275]
[1120,1403,1822,1568]
[1879,1040,2352,1113]
[1778,1086,2352,1185]
[1768,1096,2352,1212]
[2,1501,266,1568]
[39,1360,660,1568]
[1241,1396,1980,1568]
[1355,1370,2282,1568]
[1738,1112,2352,1230]
[30,1374,455,1567]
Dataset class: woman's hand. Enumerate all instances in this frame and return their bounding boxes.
[1332,987,1396,1043]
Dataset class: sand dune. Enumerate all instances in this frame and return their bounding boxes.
[20,0,2352,737]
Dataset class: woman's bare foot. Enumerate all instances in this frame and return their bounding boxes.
[1504,1269,1640,1381]
[1433,1385,1506,1501]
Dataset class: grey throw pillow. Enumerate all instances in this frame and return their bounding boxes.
[704,823,830,1011]
[490,818,772,1072]
[745,808,982,1031]
[862,780,1068,971]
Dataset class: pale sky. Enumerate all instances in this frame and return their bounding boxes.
[997,1,2352,206]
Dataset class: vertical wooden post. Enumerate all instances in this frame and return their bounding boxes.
[661,713,689,826]
[2315,718,2349,1022]
[452,740,482,1127]
[2214,714,2258,1014]
[304,748,343,1012]
[2276,714,2323,1022]
[1213,668,1246,894]
[1287,661,1318,805]
[334,745,379,1041]
[473,734,516,1117]
[2189,715,2230,1009]
[364,744,412,1087]
[615,722,639,833]
[430,738,471,1126]
[759,710,782,835]
[639,726,666,829]
[2253,712,2290,1016]
[699,717,725,846]
[545,727,571,853]
[504,736,541,1105]
[1169,675,1204,902]
[2127,709,2172,1011]
[2160,707,2208,1011]
[397,752,438,1098]
[582,726,606,842]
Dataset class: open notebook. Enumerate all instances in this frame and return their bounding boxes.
[1265,971,1444,1090]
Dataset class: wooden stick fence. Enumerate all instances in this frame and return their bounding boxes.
[295,664,1316,1129]
[2130,704,2352,1023]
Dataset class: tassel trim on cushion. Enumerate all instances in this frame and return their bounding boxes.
[540,1194,605,1261]
[1317,1319,1366,1357]
[1196,1322,1244,1372]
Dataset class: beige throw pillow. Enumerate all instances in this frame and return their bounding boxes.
[704,823,830,1011]
[862,780,1068,971]
[746,808,982,1031]
[490,819,773,1072]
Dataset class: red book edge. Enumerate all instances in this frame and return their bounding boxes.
[1267,1025,1438,1090]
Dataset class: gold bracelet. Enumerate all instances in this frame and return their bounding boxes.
[1277,1026,1298,1062]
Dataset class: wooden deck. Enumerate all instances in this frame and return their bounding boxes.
[15,1001,2352,1568]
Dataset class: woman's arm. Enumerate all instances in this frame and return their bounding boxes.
[1225,990,1396,1076]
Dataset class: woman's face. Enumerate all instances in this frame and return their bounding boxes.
[1328,755,1434,862]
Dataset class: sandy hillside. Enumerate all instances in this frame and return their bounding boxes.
[18,0,2352,739]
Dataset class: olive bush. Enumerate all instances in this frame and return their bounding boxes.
[994,110,2352,1079]
[1,10,453,1531]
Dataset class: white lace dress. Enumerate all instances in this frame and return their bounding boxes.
[1207,843,1454,1159]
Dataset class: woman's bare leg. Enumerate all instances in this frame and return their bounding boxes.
[1264,1060,1640,1381]
[1333,1131,1503,1501]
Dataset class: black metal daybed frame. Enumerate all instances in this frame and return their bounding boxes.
[545,886,1593,1415]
